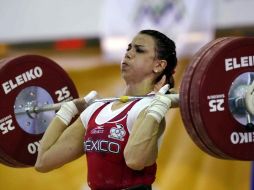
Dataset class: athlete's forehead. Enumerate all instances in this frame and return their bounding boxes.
[129,34,156,48]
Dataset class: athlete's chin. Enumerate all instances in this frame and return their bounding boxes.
[121,72,131,81]
[121,72,127,78]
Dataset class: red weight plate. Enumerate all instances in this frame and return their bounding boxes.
[188,37,236,159]
[180,37,231,158]
[190,37,254,160]
[0,55,79,167]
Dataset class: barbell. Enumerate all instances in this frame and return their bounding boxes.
[0,36,254,168]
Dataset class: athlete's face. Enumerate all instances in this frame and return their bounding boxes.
[121,34,158,84]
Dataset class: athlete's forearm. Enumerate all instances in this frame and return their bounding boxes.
[124,85,172,169]
[39,117,68,152]
[37,93,96,154]
[124,112,164,170]
[35,117,85,172]
[35,117,69,171]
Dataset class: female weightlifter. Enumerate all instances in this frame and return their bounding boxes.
[35,29,178,190]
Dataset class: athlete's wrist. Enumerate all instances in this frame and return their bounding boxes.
[147,85,172,123]
[56,101,78,125]
[56,90,98,125]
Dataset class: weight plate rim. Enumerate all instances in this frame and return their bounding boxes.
[0,148,29,167]
[1,54,79,97]
[180,37,231,158]
[189,37,245,158]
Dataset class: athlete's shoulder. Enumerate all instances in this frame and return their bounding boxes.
[80,102,105,126]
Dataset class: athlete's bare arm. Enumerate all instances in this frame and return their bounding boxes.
[35,117,85,172]
[124,110,165,170]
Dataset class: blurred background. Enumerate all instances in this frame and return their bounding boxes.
[0,0,254,189]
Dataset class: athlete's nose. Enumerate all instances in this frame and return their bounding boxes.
[125,49,134,59]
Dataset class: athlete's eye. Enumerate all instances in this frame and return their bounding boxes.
[136,48,145,53]
[126,45,131,51]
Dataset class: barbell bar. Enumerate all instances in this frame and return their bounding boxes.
[1,36,254,167]
[14,96,151,115]
[14,94,180,116]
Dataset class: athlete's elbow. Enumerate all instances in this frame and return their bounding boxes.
[35,165,51,173]
[34,161,51,173]
[34,163,48,173]
[125,158,145,171]
[34,157,55,173]
[126,162,145,171]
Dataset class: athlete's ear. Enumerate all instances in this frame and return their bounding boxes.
[153,59,167,74]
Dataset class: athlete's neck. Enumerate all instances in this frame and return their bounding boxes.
[124,81,154,96]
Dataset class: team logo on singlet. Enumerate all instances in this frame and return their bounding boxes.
[108,123,126,141]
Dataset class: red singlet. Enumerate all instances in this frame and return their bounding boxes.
[83,100,156,190]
